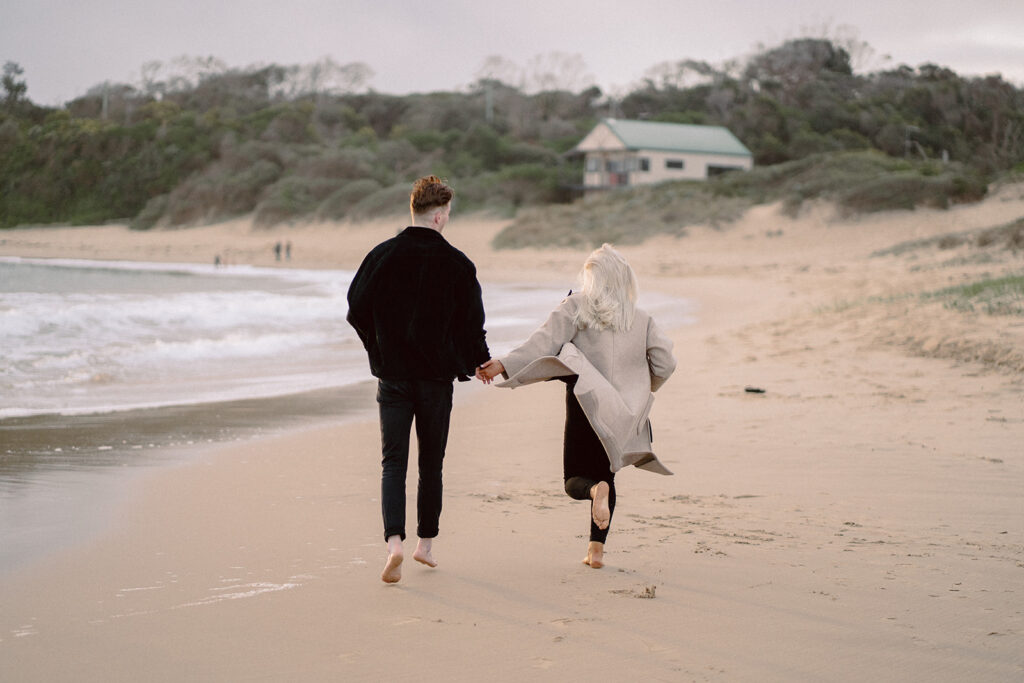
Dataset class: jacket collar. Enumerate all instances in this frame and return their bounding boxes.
[402,226,446,240]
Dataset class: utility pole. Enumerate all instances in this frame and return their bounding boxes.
[485,81,494,124]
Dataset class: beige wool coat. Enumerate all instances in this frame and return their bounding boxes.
[497,294,677,474]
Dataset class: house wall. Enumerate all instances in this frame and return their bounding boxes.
[575,122,625,154]
[583,149,752,187]
[641,150,752,183]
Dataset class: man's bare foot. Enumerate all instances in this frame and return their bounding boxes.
[591,481,610,530]
[382,535,403,583]
[582,541,605,568]
[413,538,437,568]
[381,551,403,583]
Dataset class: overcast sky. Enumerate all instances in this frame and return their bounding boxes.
[5,0,1024,106]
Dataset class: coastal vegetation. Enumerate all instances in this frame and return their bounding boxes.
[927,273,1024,316]
[2,38,1023,239]
[494,150,989,247]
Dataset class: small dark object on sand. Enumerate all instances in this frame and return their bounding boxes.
[745,386,766,394]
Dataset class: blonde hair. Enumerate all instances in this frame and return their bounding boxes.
[572,243,638,332]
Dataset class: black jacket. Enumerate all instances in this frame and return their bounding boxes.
[346,226,490,382]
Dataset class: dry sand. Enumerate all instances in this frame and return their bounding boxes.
[1,187,1023,681]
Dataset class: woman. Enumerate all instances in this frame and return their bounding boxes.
[478,244,676,568]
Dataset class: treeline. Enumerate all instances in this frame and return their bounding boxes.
[1,40,1023,230]
[624,40,1024,175]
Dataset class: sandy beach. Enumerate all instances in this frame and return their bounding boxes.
[1,187,1023,681]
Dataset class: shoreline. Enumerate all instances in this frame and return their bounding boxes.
[0,382,379,575]
[1,201,1022,680]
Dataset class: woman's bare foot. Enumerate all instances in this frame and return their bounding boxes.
[582,541,605,568]
[413,538,437,567]
[381,536,403,583]
[591,481,610,530]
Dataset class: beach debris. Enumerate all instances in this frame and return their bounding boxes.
[611,584,658,599]
[744,386,766,393]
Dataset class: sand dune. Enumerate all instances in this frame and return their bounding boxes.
[1,186,1022,681]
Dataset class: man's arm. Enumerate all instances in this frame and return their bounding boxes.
[346,252,378,349]
[452,263,490,381]
[463,267,490,366]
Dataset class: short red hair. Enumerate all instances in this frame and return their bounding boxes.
[410,175,454,216]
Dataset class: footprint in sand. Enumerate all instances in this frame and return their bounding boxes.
[610,584,658,599]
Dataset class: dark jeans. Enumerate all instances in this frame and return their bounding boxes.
[376,378,453,541]
[563,383,616,544]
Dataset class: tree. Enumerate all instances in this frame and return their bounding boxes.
[2,61,28,112]
[273,57,374,100]
[475,55,523,89]
[743,38,854,105]
[642,59,720,91]
[791,21,882,72]
[524,52,595,94]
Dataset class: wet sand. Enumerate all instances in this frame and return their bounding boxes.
[0,383,378,574]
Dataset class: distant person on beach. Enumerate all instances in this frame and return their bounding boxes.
[347,175,490,584]
[477,244,676,568]
[274,242,282,261]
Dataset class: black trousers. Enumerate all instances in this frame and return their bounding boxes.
[377,378,453,541]
[563,383,616,544]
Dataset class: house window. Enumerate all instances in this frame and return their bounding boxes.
[707,165,743,177]
[666,159,685,170]
[585,157,601,172]
[639,158,650,172]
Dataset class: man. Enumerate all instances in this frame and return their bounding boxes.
[346,175,490,584]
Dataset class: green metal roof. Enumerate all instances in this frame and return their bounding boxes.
[601,118,752,157]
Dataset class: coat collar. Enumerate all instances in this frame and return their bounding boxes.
[402,226,446,241]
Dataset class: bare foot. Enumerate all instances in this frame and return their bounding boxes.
[591,481,610,530]
[582,541,605,569]
[382,536,403,583]
[413,539,437,568]
[381,551,403,583]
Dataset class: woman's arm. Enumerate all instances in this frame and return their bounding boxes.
[646,316,677,392]
[499,296,579,379]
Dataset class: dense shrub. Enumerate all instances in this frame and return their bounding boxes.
[347,183,413,220]
[130,193,169,230]
[254,175,341,226]
[711,150,986,216]
[154,156,283,226]
[837,170,986,214]
[293,147,376,180]
[493,151,989,248]
[316,178,384,220]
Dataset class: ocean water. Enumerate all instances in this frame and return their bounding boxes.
[0,257,582,419]
[0,255,694,572]
[1,258,357,418]
[0,256,694,420]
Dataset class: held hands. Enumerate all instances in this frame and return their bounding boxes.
[475,359,505,384]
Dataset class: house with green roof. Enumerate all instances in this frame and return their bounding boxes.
[573,118,752,189]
